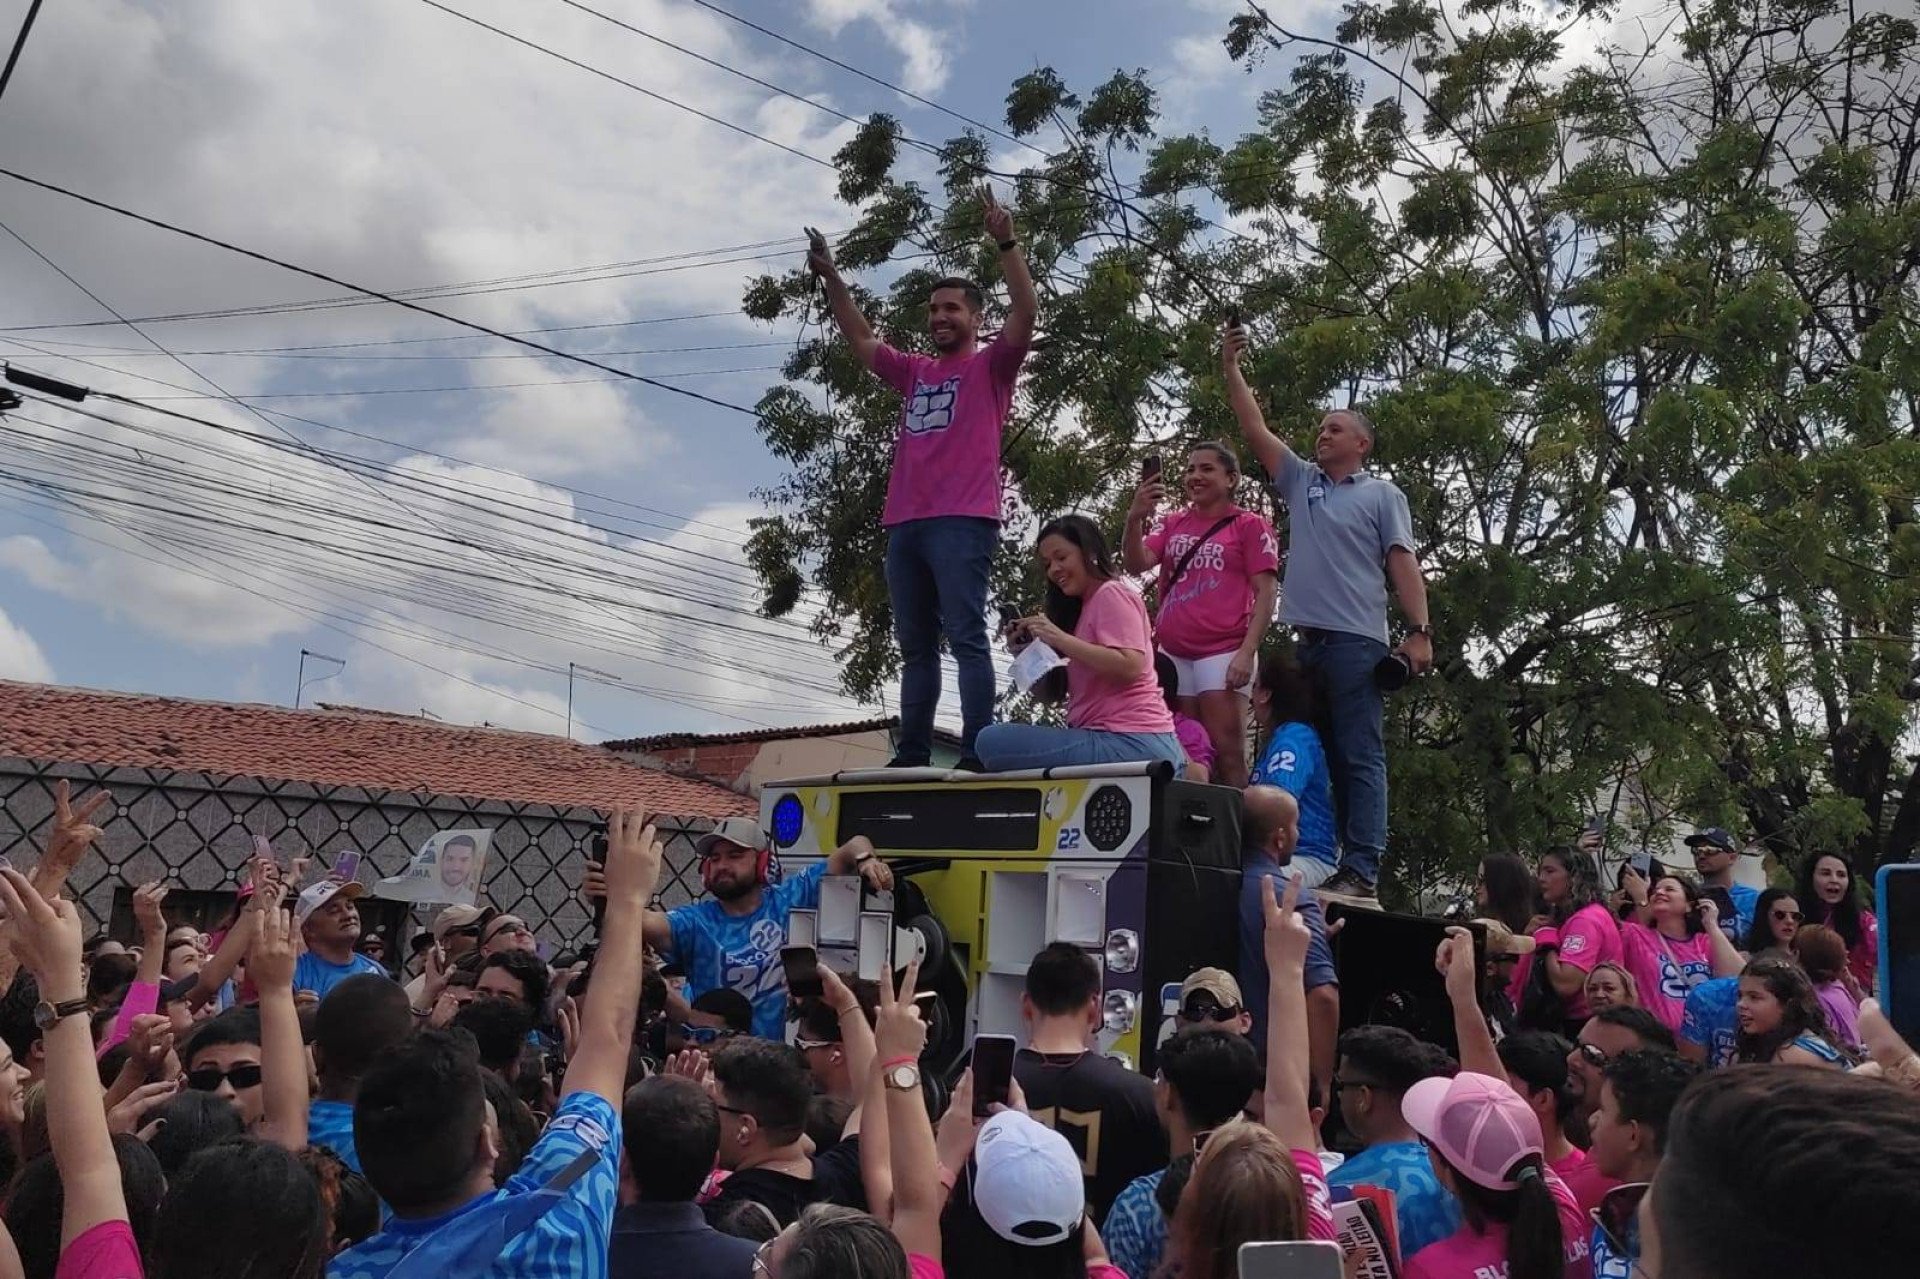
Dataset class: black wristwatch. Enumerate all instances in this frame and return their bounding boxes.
[998,238,1018,252]
[1406,623,1434,637]
[33,997,88,1032]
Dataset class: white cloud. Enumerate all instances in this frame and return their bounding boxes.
[0,605,54,683]
[803,0,957,95]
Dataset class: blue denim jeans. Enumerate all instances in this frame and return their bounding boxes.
[973,723,1187,773]
[886,516,998,764]
[1296,630,1387,883]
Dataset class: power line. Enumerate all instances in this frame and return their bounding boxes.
[0,166,769,419]
[417,0,835,169]
[683,0,1043,155]
[134,364,787,399]
[0,0,47,106]
[58,339,789,361]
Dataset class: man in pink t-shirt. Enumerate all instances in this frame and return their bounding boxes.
[807,190,1037,768]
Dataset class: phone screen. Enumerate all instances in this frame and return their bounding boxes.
[1236,1241,1343,1279]
[1142,455,1162,482]
[1883,867,1920,1042]
[782,946,824,1000]
[972,1034,1017,1118]
[331,850,361,882]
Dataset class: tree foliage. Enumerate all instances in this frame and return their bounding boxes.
[742,0,1920,896]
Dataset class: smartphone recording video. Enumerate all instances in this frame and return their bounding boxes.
[972,1033,1017,1118]
[782,946,824,1001]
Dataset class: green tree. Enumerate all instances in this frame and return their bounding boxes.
[743,0,1920,898]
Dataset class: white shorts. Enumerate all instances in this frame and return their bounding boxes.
[1163,649,1240,697]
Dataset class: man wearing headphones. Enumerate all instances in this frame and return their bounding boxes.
[639,817,892,1040]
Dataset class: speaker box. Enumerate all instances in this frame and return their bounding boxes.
[1138,780,1244,1073]
[1322,905,1487,1058]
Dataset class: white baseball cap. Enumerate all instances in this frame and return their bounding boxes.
[295,878,365,927]
[971,1111,1085,1246]
[694,816,766,858]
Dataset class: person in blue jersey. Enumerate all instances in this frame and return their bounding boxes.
[1248,651,1339,888]
[1325,1025,1465,1259]
[616,816,891,1042]
[1676,972,1741,1068]
[329,807,664,1279]
[308,974,414,1174]
[294,879,390,1000]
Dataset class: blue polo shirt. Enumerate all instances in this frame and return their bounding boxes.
[1270,449,1416,644]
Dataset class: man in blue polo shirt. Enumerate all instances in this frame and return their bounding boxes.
[1685,827,1760,944]
[1226,324,1433,904]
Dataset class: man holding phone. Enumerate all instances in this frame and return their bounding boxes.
[1225,322,1433,904]
[585,817,893,1041]
[806,189,1037,770]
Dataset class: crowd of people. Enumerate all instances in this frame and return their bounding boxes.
[0,766,1912,1279]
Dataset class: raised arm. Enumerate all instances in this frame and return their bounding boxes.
[582,855,674,953]
[563,808,663,1104]
[820,965,876,1101]
[875,962,941,1263]
[1223,324,1290,479]
[1699,899,1745,977]
[0,867,125,1250]
[0,782,110,994]
[1121,477,1164,575]
[1260,874,1317,1153]
[1437,928,1507,1083]
[807,228,883,370]
[246,884,309,1151]
[982,188,1036,350]
[828,834,895,898]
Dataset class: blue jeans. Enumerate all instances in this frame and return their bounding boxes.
[973,723,1187,773]
[886,516,998,764]
[1296,630,1387,883]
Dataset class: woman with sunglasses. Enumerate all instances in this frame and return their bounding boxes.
[1795,853,1878,993]
[1614,871,1744,1032]
[1733,957,1846,1067]
[1740,887,1801,955]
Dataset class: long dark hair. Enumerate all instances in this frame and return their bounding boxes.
[1742,887,1799,955]
[1794,854,1863,950]
[1030,515,1118,706]
[1648,875,1708,938]
[152,1138,330,1279]
[1254,650,1327,733]
[1734,958,1832,1064]
[1439,1153,1566,1279]
[1479,853,1537,935]
[1541,846,1602,925]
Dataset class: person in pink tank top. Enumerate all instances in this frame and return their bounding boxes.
[806,189,1038,771]
[1121,442,1280,786]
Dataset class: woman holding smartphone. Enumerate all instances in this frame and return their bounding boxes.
[976,517,1186,773]
[1121,440,1279,787]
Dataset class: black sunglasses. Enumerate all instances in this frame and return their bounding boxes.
[188,1064,263,1091]
[1180,999,1243,1023]
[1772,909,1803,922]
[1576,1042,1611,1068]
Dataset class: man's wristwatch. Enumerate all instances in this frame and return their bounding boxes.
[1406,623,1434,637]
[33,998,88,1032]
[884,1061,922,1091]
[997,238,1018,252]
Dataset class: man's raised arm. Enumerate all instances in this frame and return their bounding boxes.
[807,227,883,370]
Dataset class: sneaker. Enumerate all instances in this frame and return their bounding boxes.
[885,756,929,769]
[954,755,986,773]
[1316,868,1381,909]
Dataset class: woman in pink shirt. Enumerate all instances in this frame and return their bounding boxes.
[1401,1072,1591,1279]
[1796,854,1878,993]
[1615,871,1745,1032]
[1121,442,1279,786]
[1512,846,1621,1031]
[977,516,1185,773]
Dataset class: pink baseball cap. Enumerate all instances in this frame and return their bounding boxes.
[1402,1071,1544,1191]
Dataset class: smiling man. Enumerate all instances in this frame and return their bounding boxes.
[806,188,1037,771]
[1225,324,1433,905]
[295,879,391,1000]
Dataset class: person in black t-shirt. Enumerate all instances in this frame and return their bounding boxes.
[700,1038,865,1229]
[1011,942,1165,1222]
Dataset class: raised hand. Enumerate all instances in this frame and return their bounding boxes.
[556,996,581,1063]
[873,959,927,1066]
[0,867,83,995]
[125,1013,175,1079]
[107,1078,179,1137]
[1126,476,1165,523]
[980,186,1015,244]
[663,1049,711,1089]
[41,779,110,885]
[604,809,664,911]
[804,226,835,278]
[1435,926,1478,1005]
[1261,871,1311,974]
[132,881,169,937]
[247,896,302,992]
[1222,320,1250,375]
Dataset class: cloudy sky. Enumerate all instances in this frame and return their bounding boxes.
[0,0,1667,743]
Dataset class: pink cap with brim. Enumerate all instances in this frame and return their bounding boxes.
[1402,1071,1544,1191]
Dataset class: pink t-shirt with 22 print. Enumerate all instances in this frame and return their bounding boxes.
[872,336,1028,527]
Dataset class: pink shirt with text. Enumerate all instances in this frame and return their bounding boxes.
[1403,1169,1589,1279]
[1619,922,1715,1031]
[1144,506,1280,658]
[1508,903,1621,1020]
[1067,581,1177,735]
[1295,1147,1338,1242]
[872,336,1027,526]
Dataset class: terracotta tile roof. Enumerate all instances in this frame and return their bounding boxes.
[606,716,964,753]
[0,680,755,819]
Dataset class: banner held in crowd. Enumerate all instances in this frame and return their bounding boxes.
[372,828,493,905]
